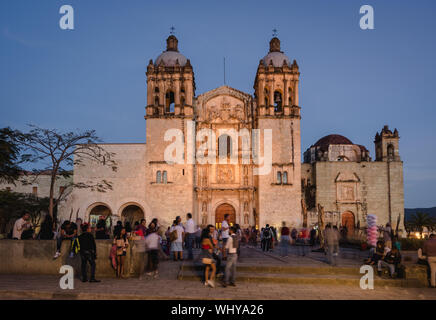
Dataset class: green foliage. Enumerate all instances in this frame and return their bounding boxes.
[405,212,435,237]
[0,127,22,184]
[0,190,49,233]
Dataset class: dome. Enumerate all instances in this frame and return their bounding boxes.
[155,51,187,67]
[154,35,188,67]
[262,51,291,67]
[313,134,353,151]
[262,37,291,67]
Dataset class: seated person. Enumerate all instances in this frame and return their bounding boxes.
[364,240,385,265]
[377,246,402,278]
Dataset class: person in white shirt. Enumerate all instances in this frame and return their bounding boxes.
[221,214,230,259]
[12,213,31,240]
[170,219,185,261]
[223,226,238,287]
[145,223,160,277]
[184,213,196,260]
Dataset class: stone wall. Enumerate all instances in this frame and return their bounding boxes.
[0,240,149,278]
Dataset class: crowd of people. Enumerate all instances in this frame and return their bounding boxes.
[6,212,436,288]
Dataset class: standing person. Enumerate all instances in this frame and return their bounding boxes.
[138,219,147,236]
[135,228,147,280]
[113,221,123,238]
[310,227,317,247]
[423,234,436,288]
[95,216,108,240]
[184,213,196,260]
[383,223,393,250]
[170,219,185,261]
[201,227,216,288]
[262,224,273,252]
[12,213,31,240]
[222,226,238,287]
[291,227,298,245]
[78,223,100,283]
[195,227,202,249]
[53,220,77,259]
[114,227,129,278]
[324,224,339,266]
[125,221,132,237]
[145,223,160,278]
[221,214,230,259]
[280,222,290,257]
[38,214,54,240]
[235,224,242,256]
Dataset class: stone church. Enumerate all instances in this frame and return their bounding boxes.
[57,34,404,233]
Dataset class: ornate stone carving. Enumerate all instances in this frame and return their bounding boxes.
[217,166,234,183]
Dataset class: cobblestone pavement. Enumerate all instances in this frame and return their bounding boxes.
[1,274,436,300]
[1,245,434,300]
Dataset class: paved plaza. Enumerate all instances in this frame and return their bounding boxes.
[1,245,435,300]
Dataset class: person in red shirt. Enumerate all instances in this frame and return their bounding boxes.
[280,221,291,257]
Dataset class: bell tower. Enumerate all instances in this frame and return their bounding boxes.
[144,34,196,226]
[374,125,400,162]
[253,36,302,228]
[145,35,195,118]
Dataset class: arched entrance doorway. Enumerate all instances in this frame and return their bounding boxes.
[121,205,144,226]
[88,204,112,229]
[341,211,355,237]
[215,203,236,229]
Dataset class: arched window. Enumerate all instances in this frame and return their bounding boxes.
[218,134,232,157]
[165,91,175,113]
[154,96,159,106]
[264,88,269,106]
[181,97,185,106]
[288,88,293,105]
[154,87,159,93]
[387,144,394,160]
[277,171,282,184]
[274,91,282,112]
[162,171,167,183]
[156,171,161,183]
[283,171,288,184]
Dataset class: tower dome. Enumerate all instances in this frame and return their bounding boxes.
[155,35,188,67]
[262,37,291,67]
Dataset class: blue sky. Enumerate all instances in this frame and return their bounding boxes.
[1,0,435,207]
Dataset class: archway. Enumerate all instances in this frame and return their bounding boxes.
[215,203,236,229]
[88,204,112,229]
[341,211,355,237]
[121,205,145,226]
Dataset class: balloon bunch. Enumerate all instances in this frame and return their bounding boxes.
[366,214,378,247]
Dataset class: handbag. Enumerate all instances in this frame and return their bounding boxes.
[202,258,212,264]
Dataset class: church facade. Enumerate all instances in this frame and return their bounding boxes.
[57,35,404,233]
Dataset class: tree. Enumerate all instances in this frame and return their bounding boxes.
[408,212,434,238]
[0,127,22,184]
[0,190,50,234]
[11,125,117,220]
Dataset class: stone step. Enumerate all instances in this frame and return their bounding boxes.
[182,263,361,276]
[178,269,426,288]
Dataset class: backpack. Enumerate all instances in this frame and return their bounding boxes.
[263,228,271,239]
[71,237,80,255]
[169,228,178,242]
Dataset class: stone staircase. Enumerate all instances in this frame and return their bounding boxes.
[178,262,428,288]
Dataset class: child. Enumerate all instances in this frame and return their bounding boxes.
[145,223,160,278]
[223,226,238,287]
